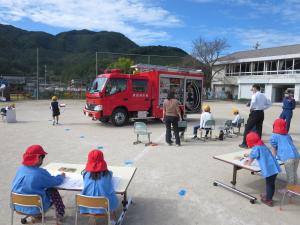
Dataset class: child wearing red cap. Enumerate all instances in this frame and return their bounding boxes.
[11,145,66,223]
[270,118,300,188]
[81,150,119,223]
[244,132,281,206]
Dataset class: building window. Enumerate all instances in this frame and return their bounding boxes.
[294,59,300,71]
[252,62,258,75]
[265,60,277,74]
[234,64,240,75]
[278,60,285,71]
[258,62,264,75]
[285,59,293,70]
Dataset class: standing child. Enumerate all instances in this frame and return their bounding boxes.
[50,96,60,125]
[270,118,300,189]
[244,132,281,206]
[81,150,119,224]
[11,145,65,224]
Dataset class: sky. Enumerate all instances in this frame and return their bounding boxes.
[1,0,300,55]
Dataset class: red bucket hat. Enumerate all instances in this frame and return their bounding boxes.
[246,132,264,148]
[85,150,108,172]
[273,118,288,135]
[22,145,48,166]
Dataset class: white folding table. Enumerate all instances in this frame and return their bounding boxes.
[44,162,137,225]
[213,150,283,204]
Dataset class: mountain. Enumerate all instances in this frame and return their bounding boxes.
[0,24,188,82]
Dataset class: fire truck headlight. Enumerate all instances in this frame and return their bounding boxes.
[94,105,103,111]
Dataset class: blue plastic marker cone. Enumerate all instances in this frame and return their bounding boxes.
[80,136,85,138]
[65,128,70,131]
[178,189,187,197]
[97,146,103,150]
[124,160,134,166]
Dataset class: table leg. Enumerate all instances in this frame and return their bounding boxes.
[231,165,238,186]
[117,191,132,225]
[122,191,128,210]
[213,165,257,204]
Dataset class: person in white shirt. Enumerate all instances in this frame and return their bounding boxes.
[239,84,272,148]
[192,104,213,139]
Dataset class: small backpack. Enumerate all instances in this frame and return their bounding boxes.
[218,130,224,141]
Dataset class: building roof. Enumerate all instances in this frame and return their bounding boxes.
[217,44,300,64]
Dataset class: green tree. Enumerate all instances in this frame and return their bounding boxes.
[109,57,134,74]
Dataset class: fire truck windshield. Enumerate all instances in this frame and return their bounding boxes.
[89,77,107,93]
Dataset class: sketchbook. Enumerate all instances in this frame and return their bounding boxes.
[47,169,121,190]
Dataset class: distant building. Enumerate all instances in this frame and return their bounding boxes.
[212,44,300,102]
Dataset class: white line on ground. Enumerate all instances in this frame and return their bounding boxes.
[132,133,165,163]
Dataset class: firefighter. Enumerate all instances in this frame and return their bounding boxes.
[280,90,296,132]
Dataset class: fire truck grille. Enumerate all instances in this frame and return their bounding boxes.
[86,103,97,111]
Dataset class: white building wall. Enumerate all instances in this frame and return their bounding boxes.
[295,84,300,101]
[264,84,273,100]
[239,84,253,99]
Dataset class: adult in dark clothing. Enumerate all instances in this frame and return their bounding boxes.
[280,90,296,132]
[239,84,272,148]
[50,96,60,125]
[163,91,182,147]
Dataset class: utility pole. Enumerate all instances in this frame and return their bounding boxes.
[44,64,47,86]
[95,52,98,76]
[36,48,39,100]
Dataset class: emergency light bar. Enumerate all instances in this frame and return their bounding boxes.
[131,64,202,74]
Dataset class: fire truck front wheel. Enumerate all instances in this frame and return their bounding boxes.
[111,108,128,126]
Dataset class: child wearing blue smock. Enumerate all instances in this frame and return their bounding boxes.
[280,90,296,132]
[81,149,119,223]
[244,132,281,206]
[270,118,299,187]
[11,145,65,223]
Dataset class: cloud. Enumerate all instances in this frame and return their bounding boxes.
[194,25,300,51]
[232,28,300,49]
[0,0,182,44]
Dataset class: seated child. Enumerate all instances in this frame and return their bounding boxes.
[81,150,119,222]
[50,96,60,125]
[11,145,65,223]
[192,104,213,139]
[244,132,281,206]
[1,103,15,116]
[231,108,241,126]
[270,118,300,188]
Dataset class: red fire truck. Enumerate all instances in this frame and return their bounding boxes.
[83,64,204,126]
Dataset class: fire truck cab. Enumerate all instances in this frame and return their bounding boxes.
[83,64,204,126]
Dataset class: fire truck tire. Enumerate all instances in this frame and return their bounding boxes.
[111,108,128,126]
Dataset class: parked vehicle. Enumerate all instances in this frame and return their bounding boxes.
[83,64,204,126]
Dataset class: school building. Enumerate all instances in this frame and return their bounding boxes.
[212,44,300,102]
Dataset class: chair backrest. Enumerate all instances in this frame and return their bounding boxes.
[76,194,109,212]
[205,120,215,128]
[224,120,232,127]
[287,184,300,195]
[178,120,187,128]
[11,192,42,209]
[134,122,147,134]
